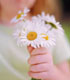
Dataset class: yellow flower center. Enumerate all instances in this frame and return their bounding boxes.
[27,32,37,41]
[16,12,24,19]
[17,14,21,19]
[43,36,49,40]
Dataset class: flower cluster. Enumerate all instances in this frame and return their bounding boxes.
[12,8,64,48]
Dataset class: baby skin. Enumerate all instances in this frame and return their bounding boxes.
[27,46,70,80]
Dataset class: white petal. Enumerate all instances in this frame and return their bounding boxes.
[11,17,16,23]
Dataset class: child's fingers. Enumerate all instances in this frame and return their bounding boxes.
[31,47,48,56]
[27,45,34,54]
[28,54,51,65]
[30,63,49,72]
[28,71,47,79]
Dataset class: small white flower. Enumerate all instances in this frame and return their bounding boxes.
[11,8,30,23]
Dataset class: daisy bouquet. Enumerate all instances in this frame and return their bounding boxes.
[11,8,64,80]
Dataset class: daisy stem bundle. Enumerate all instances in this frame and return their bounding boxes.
[31,78,41,80]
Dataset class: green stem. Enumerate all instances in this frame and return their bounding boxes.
[45,21,57,29]
[31,78,41,80]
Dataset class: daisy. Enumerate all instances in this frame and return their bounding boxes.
[16,20,47,48]
[36,12,62,29]
[11,8,30,23]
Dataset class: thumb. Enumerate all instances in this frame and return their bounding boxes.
[27,45,35,54]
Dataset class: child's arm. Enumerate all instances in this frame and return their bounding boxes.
[27,46,70,80]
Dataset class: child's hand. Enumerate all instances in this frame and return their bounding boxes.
[27,46,56,80]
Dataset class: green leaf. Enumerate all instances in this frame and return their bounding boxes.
[45,21,57,29]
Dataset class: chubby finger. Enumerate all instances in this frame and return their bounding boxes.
[28,71,48,79]
[31,47,48,56]
[28,54,51,65]
[30,63,49,72]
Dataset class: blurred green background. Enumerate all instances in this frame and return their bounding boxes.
[61,0,70,43]
[62,23,70,43]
